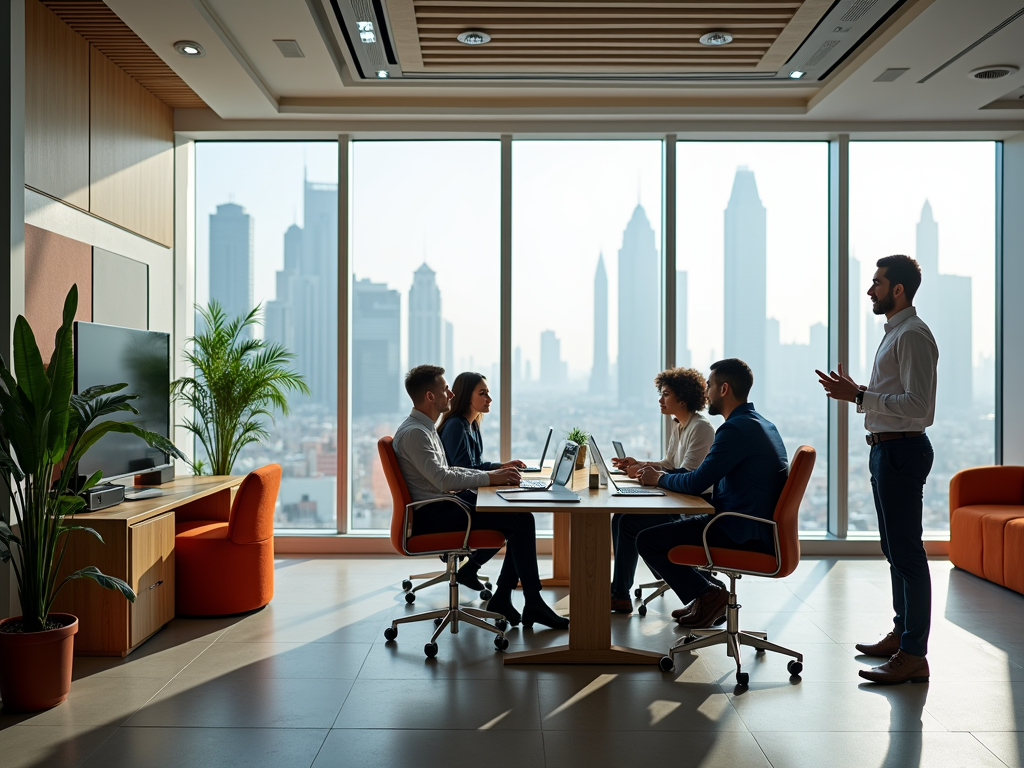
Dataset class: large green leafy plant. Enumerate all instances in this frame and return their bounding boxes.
[173,302,309,476]
[0,286,185,632]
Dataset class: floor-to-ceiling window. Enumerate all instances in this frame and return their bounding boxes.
[848,141,997,535]
[195,141,340,531]
[349,141,501,531]
[677,142,830,531]
[511,141,664,532]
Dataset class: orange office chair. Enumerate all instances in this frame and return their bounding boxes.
[378,437,509,658]
[175,464,281,616]
[659,446,816,685]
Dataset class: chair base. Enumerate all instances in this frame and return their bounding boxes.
[661,573,803,685]
[386,552,507,657]
[402,557,492,601]
[635,579,670,611]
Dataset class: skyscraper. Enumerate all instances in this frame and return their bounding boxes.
[443,320,454,375]
[352,277,401,416]
[617,205,660,406]
[408,263,442,368]
[209,202,254,335]
[540,330,567,388]
[723,167,766,399]
[590,253,609,395]
[676,270,691,368]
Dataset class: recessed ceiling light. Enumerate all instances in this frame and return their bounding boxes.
[457,30,491,45]
[698,31,733,46]
[376,69,390,78]
[173,41,206,57]
[789,70,806,79]
[968,65,1019,80]
[357,21,376,44]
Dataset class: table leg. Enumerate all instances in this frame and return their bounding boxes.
[504,511,663,665]
[540,513,570,587]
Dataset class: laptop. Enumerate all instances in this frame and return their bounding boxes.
[521,427,554,473]
[589,437,665,496]
[498,440,578,496]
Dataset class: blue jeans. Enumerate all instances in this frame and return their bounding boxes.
[869,434,934,657]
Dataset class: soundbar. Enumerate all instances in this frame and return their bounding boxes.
[82,483,125,511]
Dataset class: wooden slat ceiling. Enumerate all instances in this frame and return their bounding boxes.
[389,0,832,74]
[40,0,206,108]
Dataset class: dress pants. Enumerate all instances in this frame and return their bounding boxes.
[636,515,774,605]
[410,491,542,593]
[869,434,934,657]
[611,513,677,599]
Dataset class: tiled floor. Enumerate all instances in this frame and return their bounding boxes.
[3,556,1024,767]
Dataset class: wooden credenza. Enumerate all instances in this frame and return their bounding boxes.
[51,475,243,656]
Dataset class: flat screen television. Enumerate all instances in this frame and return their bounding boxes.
[73,322,171,483]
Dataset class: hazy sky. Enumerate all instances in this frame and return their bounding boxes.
[195,139,996,381]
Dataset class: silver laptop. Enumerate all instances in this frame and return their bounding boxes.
[521,427,554,473]
[500,440,578,493]
[589,438,665,496]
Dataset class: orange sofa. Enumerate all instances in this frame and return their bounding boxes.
[175,464,282,616]
[949,466,1024,593]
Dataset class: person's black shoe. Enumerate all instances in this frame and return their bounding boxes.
[522,601,569,630]
[456,567,487,592]
[485,593,522,626]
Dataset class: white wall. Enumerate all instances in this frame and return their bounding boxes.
[1002,132,1024,465]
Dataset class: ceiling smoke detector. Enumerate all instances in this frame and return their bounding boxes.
[969,65,1019,80]
[699,31,733,46]
[457,30,491,45]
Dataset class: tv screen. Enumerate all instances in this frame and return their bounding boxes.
[73,322,171,483]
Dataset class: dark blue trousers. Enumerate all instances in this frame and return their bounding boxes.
[869,434,934,657]
[611,513,676,599]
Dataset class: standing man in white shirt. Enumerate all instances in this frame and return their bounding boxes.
[816,254,938,685]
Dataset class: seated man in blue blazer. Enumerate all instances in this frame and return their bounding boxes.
[635,358,789,628]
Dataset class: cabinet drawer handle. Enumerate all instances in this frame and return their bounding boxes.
[147,580,164,591]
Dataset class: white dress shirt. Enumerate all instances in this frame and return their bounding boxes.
[860,306,938,433]
[662,411,716,472]
[392,409,490,502]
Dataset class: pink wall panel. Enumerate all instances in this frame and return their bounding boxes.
[24,224,92,361]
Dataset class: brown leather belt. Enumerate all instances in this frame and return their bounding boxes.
[866,431,925,446]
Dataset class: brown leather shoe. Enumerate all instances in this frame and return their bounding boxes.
[671,602,696,620]
[858,650,929,684]
[611,597,633,614]
[676,585,728,628]
[855,631,901,657]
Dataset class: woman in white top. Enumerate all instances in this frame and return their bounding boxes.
[610,367,716,613]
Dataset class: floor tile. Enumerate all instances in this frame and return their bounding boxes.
[312,729,546,768]
[544,730,770,768]
[754,731,1008,768]
[176,642,372,681]
[80,727,328,768]
[922,682,1024,731]
[1,677,169,728]
[0,725,115,768]
[971,732,1024,768]
[126,677,354,729]
[71,641,210,682]
[696,642,863,684]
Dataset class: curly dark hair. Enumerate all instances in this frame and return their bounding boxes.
[654,367,708,413]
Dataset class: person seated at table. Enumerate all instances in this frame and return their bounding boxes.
[609,366,716,613]
[392,364,568,630]
[437,371,528,590]
[634,358,788,628]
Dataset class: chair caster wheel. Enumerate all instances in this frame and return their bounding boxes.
[405,592,416,604]
[494,636,509,651]
[756,648,766,655]
[433,617,442,628]
[479,589,493,601]
[401,579,412,591]
[522,620,534,629]
[484,581,493,590]
[634,588,643,598]
[495,618,508,631]
[682,634,698,645]
[787,660,803,677]
[638,604,647,616]
[736,672,749,686]
[424,642,438,658]
[383,626,397,641]
[659,656,674,672]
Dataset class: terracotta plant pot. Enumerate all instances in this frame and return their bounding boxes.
[574,445,588,470]
[0,614,78,712]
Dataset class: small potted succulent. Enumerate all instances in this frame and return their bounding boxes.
[566,427,590,470]
[0,286,184,712]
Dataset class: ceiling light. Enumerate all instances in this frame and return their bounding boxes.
[358,21,376,44]
[173,41,206,57]
[376,69,389,78]
[457,30,491,45]
[698,31,733,46]
[789,70,805,79]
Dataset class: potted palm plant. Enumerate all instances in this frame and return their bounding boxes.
[567,427,590,469]
[173,302,309,475]
[0,285,184,712]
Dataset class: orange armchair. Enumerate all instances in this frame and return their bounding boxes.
[175,464,282,616]
[659,446,816,685]
[949,466,1024,592]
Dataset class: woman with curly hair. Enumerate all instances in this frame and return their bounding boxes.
[609,366,716,613]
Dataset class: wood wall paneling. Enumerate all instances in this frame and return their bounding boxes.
[25,0,90,209]
[24,224,92,360]
[90,47,174,247]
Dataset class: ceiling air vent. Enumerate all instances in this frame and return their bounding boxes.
[874,67,909,82]
[273,39,305,58]
[804,39,840,68]
[969,66,1018,80]
[840,0,879,23]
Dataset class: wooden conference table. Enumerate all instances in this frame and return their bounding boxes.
[476,478,712,665]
